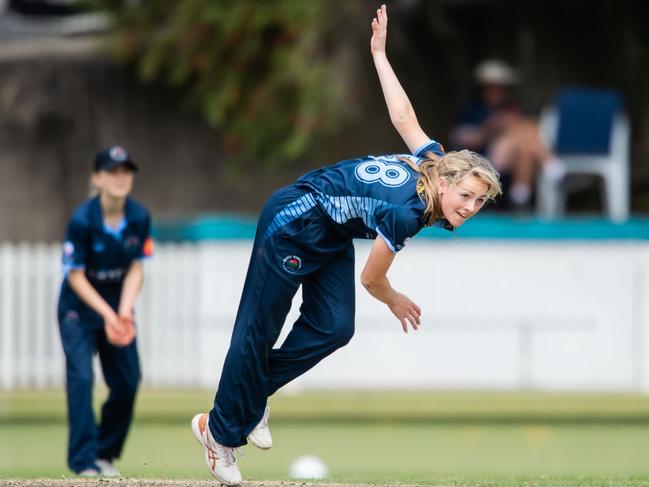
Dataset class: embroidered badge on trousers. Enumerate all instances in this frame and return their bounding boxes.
[282,255,302,273]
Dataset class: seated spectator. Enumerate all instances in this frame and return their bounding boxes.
[450,59,562,210]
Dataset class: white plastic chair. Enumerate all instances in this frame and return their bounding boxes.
[536,88,630,222]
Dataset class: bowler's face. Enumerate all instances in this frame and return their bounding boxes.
[439,175,489,228]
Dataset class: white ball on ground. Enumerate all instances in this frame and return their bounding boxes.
[289,455,328,479]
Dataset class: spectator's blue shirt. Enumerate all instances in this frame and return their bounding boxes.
[457,100,492,127]
[292,139,451,252]
[58,196,153,319]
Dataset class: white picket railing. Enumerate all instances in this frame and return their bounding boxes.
[1,240,649,392]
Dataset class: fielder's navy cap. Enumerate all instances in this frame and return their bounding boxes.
[94,145,138,172]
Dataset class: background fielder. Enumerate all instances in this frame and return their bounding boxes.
[57,145,153,476]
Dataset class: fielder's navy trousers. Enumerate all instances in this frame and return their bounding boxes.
[58,313,140,473]
[209,185,356,447]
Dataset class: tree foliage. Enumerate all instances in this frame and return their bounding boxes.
[101,0,356,168]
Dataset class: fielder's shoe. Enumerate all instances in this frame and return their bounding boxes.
[95,458,121,477]
[191,413,242,486]
[247,404,272,450]
[77,467,99,477]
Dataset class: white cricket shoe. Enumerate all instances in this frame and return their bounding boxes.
[77,468,99,477]
[95,458,121,477]
[191,413,242,486]
[247,404,272,450]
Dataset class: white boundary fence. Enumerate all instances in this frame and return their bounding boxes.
[1,240,649,392]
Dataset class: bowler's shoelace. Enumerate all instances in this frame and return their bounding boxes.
[214,443,237,467]
[208,434,243,468]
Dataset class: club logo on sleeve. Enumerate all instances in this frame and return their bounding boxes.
[282,255,302,273]
[63,241,75,256]
[124,236,141,248]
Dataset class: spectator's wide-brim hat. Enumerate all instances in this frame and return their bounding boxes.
[474,59,520,85]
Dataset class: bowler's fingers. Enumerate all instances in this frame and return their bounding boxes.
[409,314,420,331]
[401,315,420,333]
[407,302,421,325]
[413,299,422,322]
[412,308,421,326]
[377,5,387,25]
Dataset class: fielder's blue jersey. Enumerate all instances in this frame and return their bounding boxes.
[58,196,153,321]
[282,139,450,252]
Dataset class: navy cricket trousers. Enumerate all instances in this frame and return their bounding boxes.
[209,185,356,447]
[58,311,140,473]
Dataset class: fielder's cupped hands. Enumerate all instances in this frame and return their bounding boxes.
[389,292,422,334]
[104,310,136,347]
[370,4,388,56]
[118,308,137,345]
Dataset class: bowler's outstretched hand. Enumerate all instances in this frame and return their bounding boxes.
[370,4,388,56]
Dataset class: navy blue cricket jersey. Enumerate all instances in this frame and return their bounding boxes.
[58,196,153,322]
[266,139,450,253]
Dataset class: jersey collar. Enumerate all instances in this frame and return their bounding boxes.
[89,196,136,231]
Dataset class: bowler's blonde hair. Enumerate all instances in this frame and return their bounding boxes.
[402,150,502,226]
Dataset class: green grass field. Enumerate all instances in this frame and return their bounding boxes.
[2,389,649,486]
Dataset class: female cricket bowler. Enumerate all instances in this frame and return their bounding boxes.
[192,5,502,484]
[57,145,153,477]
